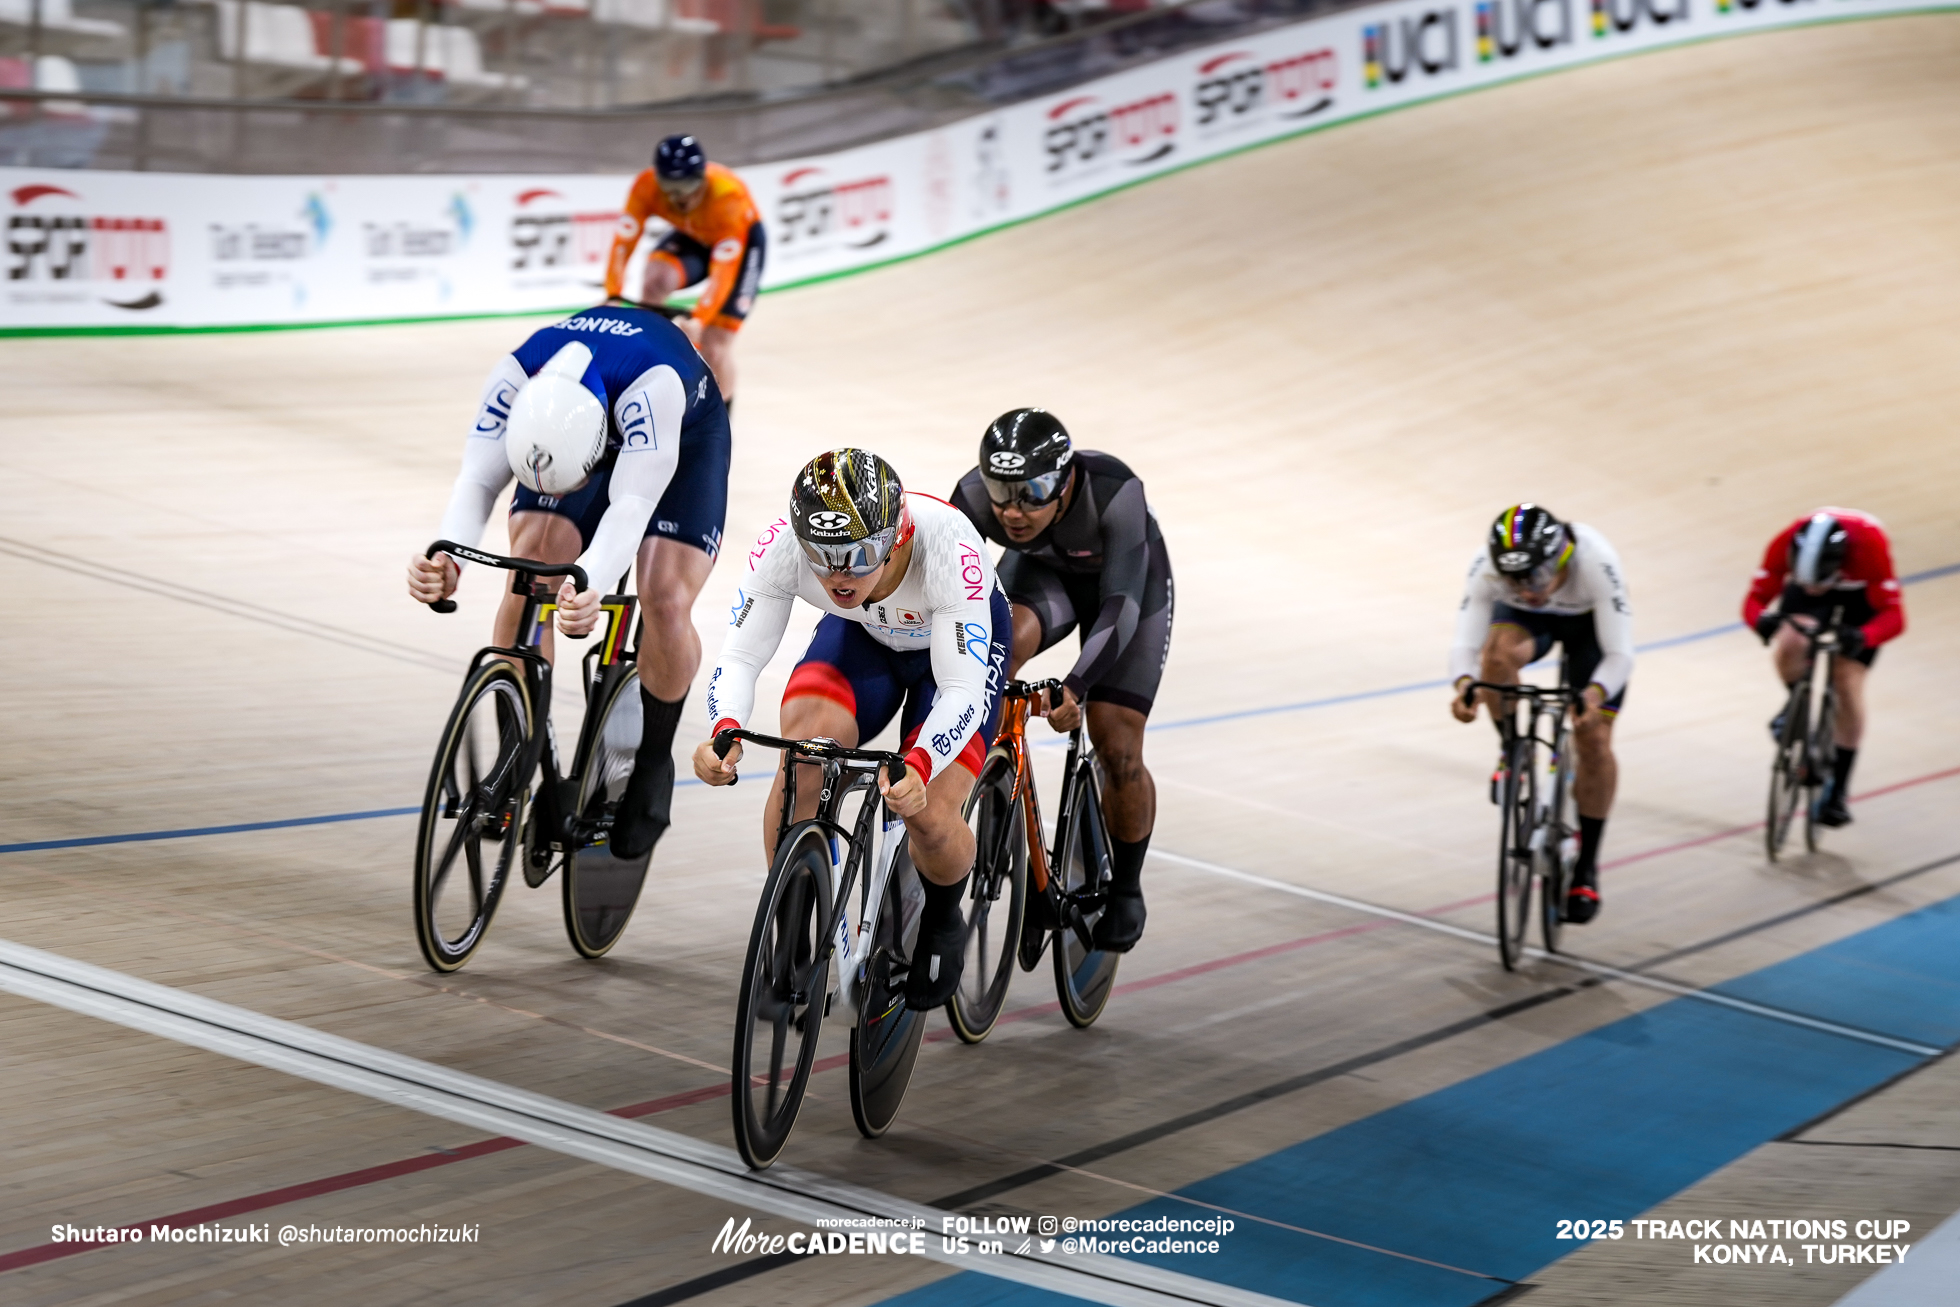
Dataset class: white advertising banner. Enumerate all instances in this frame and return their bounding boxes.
[3,0,1950,332]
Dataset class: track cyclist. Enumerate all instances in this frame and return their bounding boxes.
[405,301,730,862]
[1450,505,1632,924]
[691,450,1010,1009]
[603,134,764,405]
[948,409,1172,953]
[1742,508,1904,828]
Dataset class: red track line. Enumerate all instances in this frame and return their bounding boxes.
[11,760,1957,1276]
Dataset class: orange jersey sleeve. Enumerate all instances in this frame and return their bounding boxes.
[604,170,662,299]
[671,165,762,324]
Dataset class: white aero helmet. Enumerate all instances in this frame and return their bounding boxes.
[505,341,606,496]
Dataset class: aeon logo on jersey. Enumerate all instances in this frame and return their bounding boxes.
[1191,48,1336,134]
[510,189,617,273]
[6,184,169,310]
[776,167,894,254]
[1042,91,1179,178]
[1589,0,1689,37]
[1474,0,1573,61]
[1362,8,1460,89]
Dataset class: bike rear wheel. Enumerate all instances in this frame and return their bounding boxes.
[1766,692,1809,862]
[947,752,1028,1044]
[850,835,929,1138]
[414,662,532,973]
[562,670,651,958]
[1494,736,1534,972]
[1052,768,1120,1028]
[731,822,834,1170]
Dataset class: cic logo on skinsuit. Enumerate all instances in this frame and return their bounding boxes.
[1362,8,1460,89]
[1192,48,1337,134]
[6,184,169,310]
[1042,91,1180,177]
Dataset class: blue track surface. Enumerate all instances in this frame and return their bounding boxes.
[878,895,1960,1307]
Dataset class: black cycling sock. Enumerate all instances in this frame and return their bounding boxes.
[612,688,685,860]
[919,871,969,931]
[1832,747,1858,794]
[1576,815,1606,875]
[1109,834,1151,896]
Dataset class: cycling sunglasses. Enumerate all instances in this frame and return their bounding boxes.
[980,467,1068,510]
[798,525,899,578]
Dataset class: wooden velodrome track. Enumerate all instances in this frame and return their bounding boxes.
[4,14,1960,1307]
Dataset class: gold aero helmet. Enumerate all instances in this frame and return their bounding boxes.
[790,449,912,576]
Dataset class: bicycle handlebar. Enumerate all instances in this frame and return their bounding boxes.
[604,294,687,320]
[423,540,590,617]
[1005,677,1065,712]
[1460,679,1583,707]
[713,728,910,791]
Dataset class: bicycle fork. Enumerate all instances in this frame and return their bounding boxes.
[828,811,910,1021]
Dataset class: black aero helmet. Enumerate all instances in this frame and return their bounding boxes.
[979,408,1074,508]
[790,449,911,576]
[1789,511,1849,588]
[1488,504,1571,591]
[654,134,707,182]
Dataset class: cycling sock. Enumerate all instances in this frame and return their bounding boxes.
[1576,815,1606,874]
[612,688,685,860]
[1109,833,1151,896]
[918,870,969,932]
[1831,747,1858,795]
[907,871,969,1009]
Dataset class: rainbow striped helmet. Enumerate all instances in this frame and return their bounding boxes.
[1488,504,1571,591]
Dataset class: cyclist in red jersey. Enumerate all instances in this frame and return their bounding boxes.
[1742,508,1905,827]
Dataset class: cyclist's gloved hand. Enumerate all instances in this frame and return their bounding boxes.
[555,579,602,636]
[1752,611,1783,644]
[1838,624,1867,660]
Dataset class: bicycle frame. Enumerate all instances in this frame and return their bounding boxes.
[996,679,1104,943]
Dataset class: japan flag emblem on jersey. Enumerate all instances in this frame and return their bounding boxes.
[896,608,924,626]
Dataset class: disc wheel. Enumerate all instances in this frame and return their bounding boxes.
[563,671,651,959]
[414,662,531,973]
[1495,740,1534,972]
[731,822,833,1170]
[1766,685,1808,862]
[850,835,929,1138]
[946,752,1028,1044]
[1052,769,1120,1028]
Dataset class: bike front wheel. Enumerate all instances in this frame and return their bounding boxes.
[946,752,1028,1044]
[731,821,834,1170]
[1766,682,1809,862]
[1052,768,1120,1028]
[1804,684,1837,854]
[1494,740,1533,972]
[562,670,651,959]
[414,662,532,973]
[850,834,929,1138]
[1538,726,1576,956]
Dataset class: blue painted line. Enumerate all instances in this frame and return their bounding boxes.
[877,895,1960,1307]
[7,560,1953,856]
[0,808,422,855]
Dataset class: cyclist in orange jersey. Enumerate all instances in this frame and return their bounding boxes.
[604,134,766,404]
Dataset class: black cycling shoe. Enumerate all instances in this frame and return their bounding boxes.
[610,752,675,861]
[905,914,967,1010]
[1563,867,1600,924]
[1814,784,1853,828]
[1768,709,1787,742]
[1091,888,1146,953]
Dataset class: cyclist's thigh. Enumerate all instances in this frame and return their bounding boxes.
[507,510,586,560]
[1555,612,1627,716]
[643,397,731,563]
[1486,602,1554,670]
[510,462,612,557]
[999,553,1079,654]
[651,231,712,288]
[785,615,910,745]
[1084,551,1172,718]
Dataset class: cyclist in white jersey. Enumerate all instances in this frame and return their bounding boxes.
[691,449,1010,1009]
[1449,504,1634,923]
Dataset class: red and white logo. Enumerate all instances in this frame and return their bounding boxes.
[776,166,894,254]
[1192,47,1337,133]
[1042,90,1179,178]
[510,188,617,272]
[6,184,169,309]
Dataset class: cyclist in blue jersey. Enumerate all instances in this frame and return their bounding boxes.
[406,304,731,862]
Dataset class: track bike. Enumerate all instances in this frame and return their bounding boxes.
[966,678,1121,1033]
[713,728,927,1170]
[1463,679,1583,971]
[413,541,654,971]
[1766,607,1845,861]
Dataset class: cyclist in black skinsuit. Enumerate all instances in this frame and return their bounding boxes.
[949,409,1172,952]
